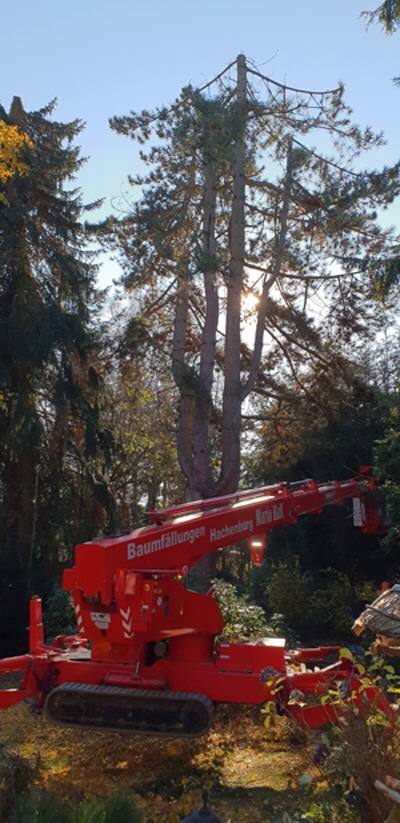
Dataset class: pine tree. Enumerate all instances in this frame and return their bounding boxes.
[105,56,400,502]
[362,0,400,32]
[0,97,112,651]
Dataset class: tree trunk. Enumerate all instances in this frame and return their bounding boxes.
[217,54,247,495]
[242,137,293,401]
[191,158,219,498]
[172,270,195,486]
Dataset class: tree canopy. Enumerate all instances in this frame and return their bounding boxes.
[104,55,400,500]
[0,121,32,201]
[1,55,400,648]
[362,0,400,31]
[0,97,113,650]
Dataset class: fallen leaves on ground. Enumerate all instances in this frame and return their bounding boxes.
[0,701,317,821]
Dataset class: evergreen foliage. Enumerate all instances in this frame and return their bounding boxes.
[16,786,141,823]
[374,392,400,554]
[0,98,113,651]
[362,0,400,32]
[105,56,400,501]
[211,578,269,638]
[240,370,398,640]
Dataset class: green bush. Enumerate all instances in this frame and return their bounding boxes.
[103,790,142,823]
[17,787,141,823]
[18,791,72,823]
[308,570,353,639]
[211,578,270,638]
[264,556,313,636]
[42,584,76,640]
[0,748,32,822]
[262,559,355,641]
[309,649,400,823]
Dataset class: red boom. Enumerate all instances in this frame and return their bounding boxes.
[0,471,389,736]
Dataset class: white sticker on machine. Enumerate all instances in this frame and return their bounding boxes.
[90,612,111,630]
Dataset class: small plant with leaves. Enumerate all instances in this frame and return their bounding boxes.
[17,787,142,823]
[42,584,77,641]
[211,578,269,639]
[309,648,400,823]
[0,747,33,823]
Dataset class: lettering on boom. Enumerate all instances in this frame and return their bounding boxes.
[255,502,284,527]
[209,519,253,543]
[127,526,206,560]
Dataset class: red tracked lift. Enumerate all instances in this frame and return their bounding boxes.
[0,471,390,736]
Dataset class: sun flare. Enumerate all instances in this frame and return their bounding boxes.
[242,291,259,313]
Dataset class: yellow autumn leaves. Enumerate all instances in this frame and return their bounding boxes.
[0,121,33,202]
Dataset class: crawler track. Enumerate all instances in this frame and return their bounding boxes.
[44,682,214,737]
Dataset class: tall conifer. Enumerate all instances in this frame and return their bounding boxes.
[107,56,400,502]
[0,98,111,651]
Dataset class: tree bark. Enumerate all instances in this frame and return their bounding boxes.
[242,137,293,401]
[217,54,247,495]
[172,270,195,486]
[191,159,218,498]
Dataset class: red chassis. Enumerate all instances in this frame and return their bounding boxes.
[0,473,390,736]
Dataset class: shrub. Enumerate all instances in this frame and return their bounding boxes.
[42,584,76,640]
[262,559,356,641]
[310,650,400,823]
[211,579,270,638]
[0,747,32,822]
[308,569,353,639]
[103,789,142,823]
[18,791,73,823]
[264,556,313,636]
[17,787,141,823]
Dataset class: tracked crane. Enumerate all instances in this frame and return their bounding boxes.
[0,470,390,736]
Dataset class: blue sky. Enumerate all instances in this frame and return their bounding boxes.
[1,0,400,283]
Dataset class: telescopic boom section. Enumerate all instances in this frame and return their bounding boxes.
[64,474,379,591]
[0,471,388,737]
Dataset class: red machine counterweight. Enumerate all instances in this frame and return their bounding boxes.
[0,472,390,736]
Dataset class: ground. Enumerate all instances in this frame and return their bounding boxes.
[0,701,322,821]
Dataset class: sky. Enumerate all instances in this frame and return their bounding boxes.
[1,0,400,285]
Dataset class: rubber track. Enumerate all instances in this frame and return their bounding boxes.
[44,682,214,738]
